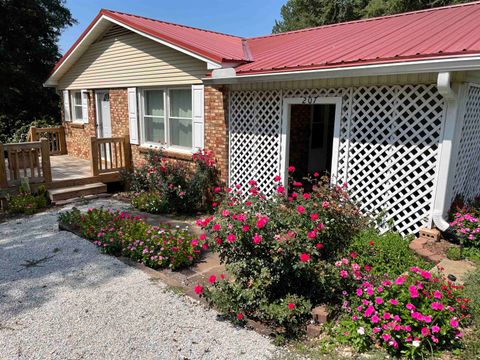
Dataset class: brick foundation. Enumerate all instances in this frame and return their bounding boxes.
[62,85,229,183]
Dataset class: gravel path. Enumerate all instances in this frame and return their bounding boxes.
[0,199,277,360]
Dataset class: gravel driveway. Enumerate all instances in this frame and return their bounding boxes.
[0,199,277,360]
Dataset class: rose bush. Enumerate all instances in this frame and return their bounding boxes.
[123,148,220,214]
[334,259,471,358]
[59,208,204,270]
[195,171,367,339]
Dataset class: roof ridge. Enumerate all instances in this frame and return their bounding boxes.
[247,0,480,40]
[102,8,244,40]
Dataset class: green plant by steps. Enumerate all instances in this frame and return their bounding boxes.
[7,184,48,215]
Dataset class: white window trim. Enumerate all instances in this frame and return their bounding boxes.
[139,87,195,153]
[70,90,84,123]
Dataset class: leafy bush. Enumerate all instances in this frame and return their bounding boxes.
[130,191,169,214]
[449,195,480,248]
[347,228,428,277]
[9,117,59,143]
[335,261,471,358]
[124,148,220,214]
[7,184,48,215]
[195,171,367,338]
[58,208,204,270]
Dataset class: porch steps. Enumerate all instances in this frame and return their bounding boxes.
[47,182,107,203]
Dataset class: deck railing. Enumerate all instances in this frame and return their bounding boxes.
[0,138,52,188]
[29,126,67,155]
[90,135,131,176]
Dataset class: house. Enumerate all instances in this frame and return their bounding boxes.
[45,3,480,235]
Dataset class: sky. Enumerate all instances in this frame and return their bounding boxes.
[59,0,286,54]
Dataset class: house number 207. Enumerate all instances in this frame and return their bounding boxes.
[302,96,319,104]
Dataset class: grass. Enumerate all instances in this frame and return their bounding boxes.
[461,267,480,358]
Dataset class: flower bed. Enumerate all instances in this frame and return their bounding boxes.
[195,171,367,340]
[6,184,48,215]
[58,208,204,270]
[335,261,471,357]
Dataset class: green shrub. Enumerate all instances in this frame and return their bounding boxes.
[130,191,169,214]
[123,148,220,214]
[449,195,480,248]
[447,247,464,261]
[59,208,204,270]
[347,228,428,277]
[195,172,367,338]
[7,184,48,215]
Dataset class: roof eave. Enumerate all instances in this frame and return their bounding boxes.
[204,55,480,84]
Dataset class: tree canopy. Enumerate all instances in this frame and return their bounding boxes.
[272,0,469,33]
[0,0,75,142]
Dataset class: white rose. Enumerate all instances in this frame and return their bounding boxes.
[357,327,365,335]
[412,340,420,347]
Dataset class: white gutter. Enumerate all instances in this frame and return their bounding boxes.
[431,72,458,232]
[206,55,480,84]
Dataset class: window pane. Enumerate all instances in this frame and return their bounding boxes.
[73,91,82,106]
[145,90,164,117]
[74,106,83,121]
[169,118,192,148]
[169,89,192,118]
[144,116,165,143]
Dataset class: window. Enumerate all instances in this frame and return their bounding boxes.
[71,91,84,122]
[141,88,193,150]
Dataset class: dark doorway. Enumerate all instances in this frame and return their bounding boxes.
[288,104,336,178]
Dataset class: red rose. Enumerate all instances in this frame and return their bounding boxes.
[194,285,203,295]
[299,253,310,262]
[237,313,244,320]
[208,275,217,284]
[288,303,295,309]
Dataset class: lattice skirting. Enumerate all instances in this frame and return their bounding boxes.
[229,84,445,235]
[451,84,480,203]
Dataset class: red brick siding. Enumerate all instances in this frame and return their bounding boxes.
[63,91,96,160]
[205,85,229,183]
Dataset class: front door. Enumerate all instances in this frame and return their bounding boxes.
[96,90,111,160]
[96,91,111,138]
[308,104,336,174]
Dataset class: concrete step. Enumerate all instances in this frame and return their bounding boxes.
[48,182,107,203]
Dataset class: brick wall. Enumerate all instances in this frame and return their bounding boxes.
[63,91,96,160]
[62,86,230,183]
[205,85,229,183]
[289,104,311,177]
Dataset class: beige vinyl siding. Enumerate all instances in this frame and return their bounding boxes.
[58,25,206,89]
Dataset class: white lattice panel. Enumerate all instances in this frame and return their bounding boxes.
[452,85,480,202]
[229,90,283,194]
[228,84,445,235]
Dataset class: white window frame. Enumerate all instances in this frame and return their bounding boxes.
[70,90,84,122]
[139,87,194,153]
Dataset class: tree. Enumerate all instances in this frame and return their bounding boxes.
[273,0,469,33]
[0,0,75,142]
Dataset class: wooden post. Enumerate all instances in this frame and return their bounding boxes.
[59,126,67,154]
[90,136,99,176]
[40,138,52,184]
[30,127,38,142]
[0,143,8,188]
[123,134,132,171]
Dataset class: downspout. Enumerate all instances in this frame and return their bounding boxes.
[432,72,457,231]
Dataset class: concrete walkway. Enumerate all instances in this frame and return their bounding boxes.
[0,199,276,360]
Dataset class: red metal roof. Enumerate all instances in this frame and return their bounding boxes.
[104,10,247,63]
[50,2,480,80]
[236,1,480,75]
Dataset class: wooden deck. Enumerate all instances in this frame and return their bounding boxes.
[51,155,93,181]
[0,127,131,192]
